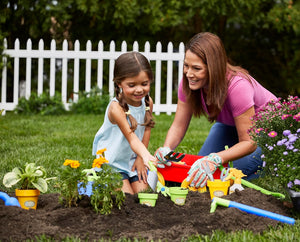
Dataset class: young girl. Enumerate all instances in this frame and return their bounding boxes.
[92,51,156,194]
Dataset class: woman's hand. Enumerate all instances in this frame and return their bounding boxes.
[154,147,172,168]
[186,153,222,188]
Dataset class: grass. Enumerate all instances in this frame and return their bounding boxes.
[0,113,299,241]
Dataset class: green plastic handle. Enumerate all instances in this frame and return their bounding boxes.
[241,179,285,199]
[219,164,285,199]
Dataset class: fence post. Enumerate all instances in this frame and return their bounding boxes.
[154,42,162,115]
[97,40,104,92]
[38,39,44,96]
[25,39,32,99]
[109,41,115,97]
[13,39,20,103]
[166,42,173,115]
[73,40,80,102]
[50,39,56,97]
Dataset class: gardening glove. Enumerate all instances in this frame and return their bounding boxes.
[154,147,172,168]
[186,153,222,188]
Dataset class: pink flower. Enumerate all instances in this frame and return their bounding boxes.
[293,112,300,122]
[268,131,277,137]
[281,114,292,120]
[255,128,264,133]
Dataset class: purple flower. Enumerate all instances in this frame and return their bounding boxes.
[283,151,288,155]
[277,140,284,146]
[294,179,300,185]
[283,130,291,136]
[288,135,297,143]
[293,149,299,152]
[287,181,293,188]
[262,161,266,167]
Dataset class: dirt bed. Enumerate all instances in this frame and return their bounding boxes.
[0,188,294,241]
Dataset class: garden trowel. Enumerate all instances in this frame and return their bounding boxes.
[147,161,158,191]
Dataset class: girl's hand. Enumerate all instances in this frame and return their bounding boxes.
[144,155,157,170]
[132,158,148,183]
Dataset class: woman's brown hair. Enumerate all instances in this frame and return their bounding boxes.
[183,32,250,122]
[113,51,155,131]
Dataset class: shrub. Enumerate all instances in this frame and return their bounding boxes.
[69,86,110,114]
[249,96,300,192]
[15,92,66,115]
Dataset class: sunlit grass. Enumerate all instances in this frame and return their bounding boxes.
[1,113,299,241]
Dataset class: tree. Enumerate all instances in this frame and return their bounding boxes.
[1,0,299,96]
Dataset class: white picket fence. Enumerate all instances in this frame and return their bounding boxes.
[1,38,185,115]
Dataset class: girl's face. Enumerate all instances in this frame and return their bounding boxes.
[183,50,208,91]
[118,71,150,107]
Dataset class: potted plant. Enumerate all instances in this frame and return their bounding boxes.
[3,162,55,209]
[249,95,300,210]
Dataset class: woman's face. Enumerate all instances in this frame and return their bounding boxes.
[183,50,208,91]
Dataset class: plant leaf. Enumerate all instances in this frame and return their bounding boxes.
[32,178,48,193]
[3,172,22,187]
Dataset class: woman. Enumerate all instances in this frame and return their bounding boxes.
[155,32,276,188]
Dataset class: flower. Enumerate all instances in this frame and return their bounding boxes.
[249,95,300,192]
[56,149,124,214]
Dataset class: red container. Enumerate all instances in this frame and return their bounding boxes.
[157,153,225,183]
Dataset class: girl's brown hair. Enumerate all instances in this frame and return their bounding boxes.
[113,51,155,131]
[183,32,250,122]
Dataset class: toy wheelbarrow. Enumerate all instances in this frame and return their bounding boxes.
[157,152,225,185]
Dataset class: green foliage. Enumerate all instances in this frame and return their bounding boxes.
[15,92,66,115]
[249,96,300,192]
[56,152,125,214]
[3,162,55,193]
[56,159,88,207]
[69,86,110,114]
[88,164,125,214]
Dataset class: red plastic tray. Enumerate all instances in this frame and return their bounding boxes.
[157,153,225,183]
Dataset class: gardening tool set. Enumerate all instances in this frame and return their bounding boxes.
[142,150,295,225]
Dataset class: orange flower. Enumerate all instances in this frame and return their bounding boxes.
[92,157,109,168]
[96,148,107,157]
[64,159,80,168]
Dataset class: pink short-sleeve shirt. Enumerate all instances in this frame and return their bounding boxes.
[178,75,277,126]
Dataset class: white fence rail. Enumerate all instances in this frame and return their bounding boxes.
[1,38,185,115]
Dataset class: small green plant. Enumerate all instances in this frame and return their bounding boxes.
[88,164,125,214]
[57,149,125,214]
[56,159,88,207]
[69,86,110,114]
[3,163,55,193]
[15,92,66,115]
[249,95,300,192]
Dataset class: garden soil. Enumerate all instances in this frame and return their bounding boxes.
[0,188,294,241]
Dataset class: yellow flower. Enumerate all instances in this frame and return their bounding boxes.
[96,148,107,157]
[64,159,80,168]
[70,160,80,168]
[92,157,109,168]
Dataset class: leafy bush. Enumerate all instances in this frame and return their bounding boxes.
[69,86,110,114]
[249,96,300,192]
[15,92,66,115]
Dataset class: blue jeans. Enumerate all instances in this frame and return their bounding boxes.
[198,122,262,180]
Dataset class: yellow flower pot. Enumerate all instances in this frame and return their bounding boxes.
[15,189,40,210]
[207,179,230,199]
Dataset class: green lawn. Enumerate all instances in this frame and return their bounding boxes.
[0,113,299,241]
